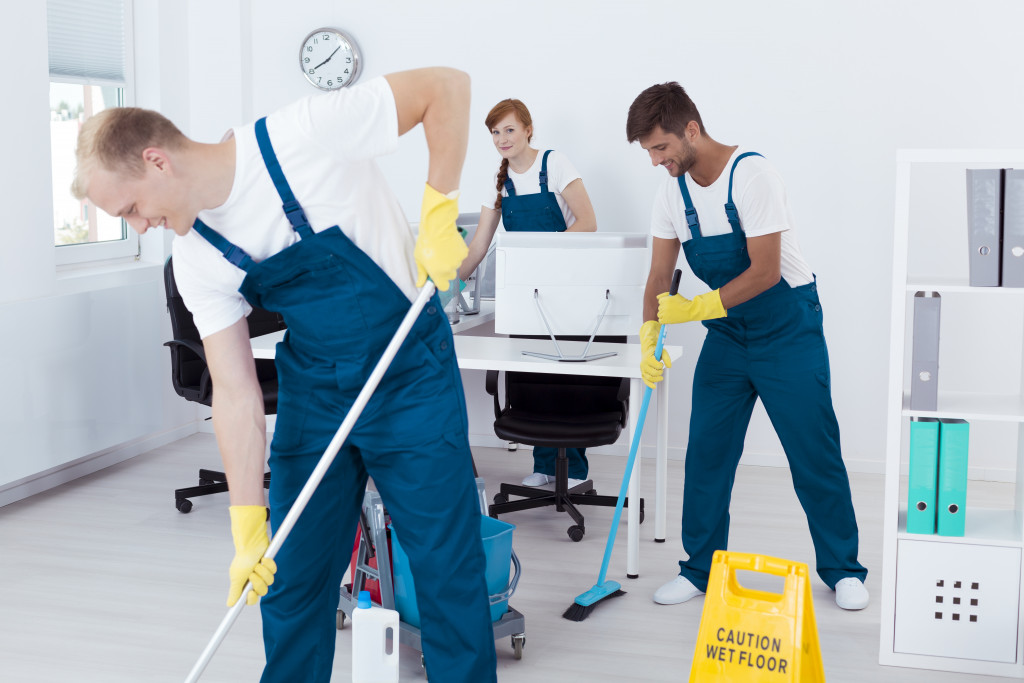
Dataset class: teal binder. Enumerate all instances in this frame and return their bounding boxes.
[937,419,969,537]
[907,418,940,534]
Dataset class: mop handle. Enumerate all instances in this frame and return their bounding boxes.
[185,282,438,683]
[594,269,681,586]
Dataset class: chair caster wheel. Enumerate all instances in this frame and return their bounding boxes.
[640,508,645,524]
[198,478,214,486]
[493,493,509,505]
[176,499,192,513]
[567,525,585,542]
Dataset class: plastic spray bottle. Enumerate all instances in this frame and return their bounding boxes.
[352,590,400,683]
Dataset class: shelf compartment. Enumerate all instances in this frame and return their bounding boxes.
[898,507,1023,547]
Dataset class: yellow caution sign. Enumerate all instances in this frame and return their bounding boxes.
[690,551,824,682]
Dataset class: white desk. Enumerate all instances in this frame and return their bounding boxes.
[251,325,679,579]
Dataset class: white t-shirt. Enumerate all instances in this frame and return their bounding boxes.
[483,149,581,228]
[172,76,415,339]
[650,148,813,287]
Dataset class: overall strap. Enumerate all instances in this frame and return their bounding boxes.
[503,173,517,198]
[724,151,763,235]
[254,117,315,239]
[192,219,255,272]
[539,150,553,193]
[676,176,702,239]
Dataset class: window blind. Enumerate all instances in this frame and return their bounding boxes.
[47,0,126,84]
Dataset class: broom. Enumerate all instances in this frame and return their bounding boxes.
[563,269,681,622]
[185,282,437,682]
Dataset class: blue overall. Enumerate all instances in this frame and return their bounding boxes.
[674,152,867,592]
[192,118,497,683]
[501,150,588,480]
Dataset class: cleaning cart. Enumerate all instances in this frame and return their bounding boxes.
[337,479,526,674]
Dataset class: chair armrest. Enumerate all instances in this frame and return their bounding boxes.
[485,369,502,420]
[164,338,207,362]
[617,377,630,427]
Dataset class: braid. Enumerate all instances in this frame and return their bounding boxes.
[494,158,510,211]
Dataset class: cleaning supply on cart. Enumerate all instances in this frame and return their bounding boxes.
[352,590,399,683]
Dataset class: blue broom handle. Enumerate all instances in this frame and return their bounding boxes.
[595,270,680,585]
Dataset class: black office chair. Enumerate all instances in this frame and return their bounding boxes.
[163,257,286,513]
[485,370,643,541]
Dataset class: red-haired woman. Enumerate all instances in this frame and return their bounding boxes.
[461,99,598,488]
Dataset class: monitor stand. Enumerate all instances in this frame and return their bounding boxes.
[521,289,618,362]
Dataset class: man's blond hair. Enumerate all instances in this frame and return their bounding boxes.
[71,107,187,199]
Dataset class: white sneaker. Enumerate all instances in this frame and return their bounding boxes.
[521,472,553,487]
[653,575,704,605]
[835,577,869,610]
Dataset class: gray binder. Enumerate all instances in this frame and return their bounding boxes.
[910,291,941,411]
[966,169,1003,286]
[1002,169,1024,287]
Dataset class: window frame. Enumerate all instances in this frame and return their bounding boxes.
[51,0,138,266]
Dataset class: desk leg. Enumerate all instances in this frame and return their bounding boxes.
[626,377,642,579]
[656,371,669,542]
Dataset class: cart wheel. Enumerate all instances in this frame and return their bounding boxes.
[512,634,525,660]
[493,493,509,505]
[567,525,584,542]
[336,610,345,630]
[176,499,192,514]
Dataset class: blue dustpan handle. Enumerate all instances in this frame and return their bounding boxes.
[595,269,681,586]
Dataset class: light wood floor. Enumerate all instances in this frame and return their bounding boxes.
[0,433,1008,682]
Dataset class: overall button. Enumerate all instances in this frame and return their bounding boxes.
[814,304,821,312]
[440,340,449,351]
[427,305,437,315]
[811,283,817,292]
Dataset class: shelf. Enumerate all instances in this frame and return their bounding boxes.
[898,507,1022,547]
[903,393,1024,422]
[906,280,1024,295]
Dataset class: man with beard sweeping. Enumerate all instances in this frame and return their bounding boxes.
[72,67,497,682]
[626,82,869,612]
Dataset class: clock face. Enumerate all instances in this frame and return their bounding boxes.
[300,29,360,91]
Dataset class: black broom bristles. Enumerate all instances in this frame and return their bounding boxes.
[561,588,626,622]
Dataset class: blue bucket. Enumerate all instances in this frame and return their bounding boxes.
[390,516,517,627]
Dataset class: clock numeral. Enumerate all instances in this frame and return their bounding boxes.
[304,57,310,64]
[308,69,315,75]
[322,33,330,40]
[306,45,313,52]
[346,57,352,63]
[344,68,350,74]
[327,80,333,87]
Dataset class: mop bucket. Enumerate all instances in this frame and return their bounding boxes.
[390,516,520,627]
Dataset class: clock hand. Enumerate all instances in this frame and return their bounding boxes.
[312,46,342,71]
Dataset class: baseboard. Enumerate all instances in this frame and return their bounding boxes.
[467,433,889,476]
[0,423,199,508]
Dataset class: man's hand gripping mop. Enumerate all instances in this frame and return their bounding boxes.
[184,281,440,683]
[563,269,682,622]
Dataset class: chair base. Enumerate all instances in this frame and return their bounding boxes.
[488,476,644,542]
[174,469,271,513]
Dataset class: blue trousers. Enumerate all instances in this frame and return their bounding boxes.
[677,288,867,591]
[259,317,497,683]
[532,446,588,479]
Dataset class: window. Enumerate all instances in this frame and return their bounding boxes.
[48,0,136,264]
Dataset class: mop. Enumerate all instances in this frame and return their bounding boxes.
[184,282,438,683]
[563,269,681,622]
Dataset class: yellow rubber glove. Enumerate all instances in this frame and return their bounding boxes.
[415,184,468,292]
[657,289,727,324]
[227,505,277,607]
[639,320,672,390]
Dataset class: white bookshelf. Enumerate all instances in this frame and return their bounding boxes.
[880,150,1024,678]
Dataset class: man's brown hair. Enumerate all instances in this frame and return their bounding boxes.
[626,82,706,143]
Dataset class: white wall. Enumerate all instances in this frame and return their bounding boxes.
[6,1,1024,503]
[0,1,198,504]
